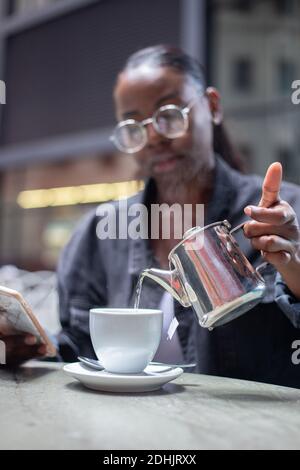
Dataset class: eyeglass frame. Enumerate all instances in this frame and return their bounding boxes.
[110,98,199,154]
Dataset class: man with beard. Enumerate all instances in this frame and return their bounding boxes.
[3,46,300,388]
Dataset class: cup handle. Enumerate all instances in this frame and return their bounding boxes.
[229,221,269,281]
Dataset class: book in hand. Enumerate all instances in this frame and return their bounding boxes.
[0,285,57,357]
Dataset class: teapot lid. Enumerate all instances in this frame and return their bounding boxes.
[182,219,231,240]
[168,220,231,260]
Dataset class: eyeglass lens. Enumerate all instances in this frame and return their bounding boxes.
[114,106,188,152]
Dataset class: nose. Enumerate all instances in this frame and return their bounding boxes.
[145,121,166,148]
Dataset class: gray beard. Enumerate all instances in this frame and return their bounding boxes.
[154,157,213,204]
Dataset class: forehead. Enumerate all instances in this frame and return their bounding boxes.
[114,66,193,115]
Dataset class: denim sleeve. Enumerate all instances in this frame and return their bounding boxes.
[56,209,108,361]
[274,272,300,328]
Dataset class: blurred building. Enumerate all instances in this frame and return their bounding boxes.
[0,0,203,269]
[210,0,300,178]
[0,0,299,270]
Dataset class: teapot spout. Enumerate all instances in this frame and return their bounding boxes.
[142,268,191,307]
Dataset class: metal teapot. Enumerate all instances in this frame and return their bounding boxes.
[142,220,266,328]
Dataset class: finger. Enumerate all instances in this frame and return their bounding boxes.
[259,162,282,208]
[2,336,46,366]
[4,335,45,352]
[24,335,38,346]
[243,221,299,241]
[250,235,295,254]
[0,318,19,335]
[244,204,294,225]
[37,345,47,356]
[5,346,44,366]
[0,332,38,345]
[262,251,291,267]
[3,335,32,350]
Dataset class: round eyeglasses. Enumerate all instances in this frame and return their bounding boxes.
[110,100,197,154]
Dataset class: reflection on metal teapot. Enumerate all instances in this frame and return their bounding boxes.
[141,220,267,328]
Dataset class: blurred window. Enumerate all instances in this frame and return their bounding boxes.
[277,147,298,183]
[1,0,181,145]
[232,58,254,92]
[278,60,297,94]
[210,0,300,183]
[233,0,253,12]
[273,0,296,15]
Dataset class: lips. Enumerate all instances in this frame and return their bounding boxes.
[152,154,183,173]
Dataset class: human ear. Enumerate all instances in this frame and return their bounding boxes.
[206,87,223,125]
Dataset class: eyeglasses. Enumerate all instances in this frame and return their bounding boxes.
[110,100,197,154]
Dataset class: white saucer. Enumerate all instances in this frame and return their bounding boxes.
[63,362,183,393]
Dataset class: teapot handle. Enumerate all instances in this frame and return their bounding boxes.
[229,221,247,235]
[229,221,269,281]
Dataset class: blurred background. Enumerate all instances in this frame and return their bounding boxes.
[0,0,299,272]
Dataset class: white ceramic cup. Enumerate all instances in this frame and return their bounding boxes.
[89,308,163,374]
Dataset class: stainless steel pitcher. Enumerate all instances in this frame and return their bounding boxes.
[142,220,267,328]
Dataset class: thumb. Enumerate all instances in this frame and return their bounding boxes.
[259,162,282,208]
